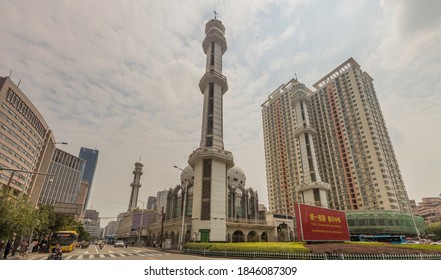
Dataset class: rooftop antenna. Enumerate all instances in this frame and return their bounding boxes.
[17,79,22,87]
[8,70,12,78]
[214,10,217,19]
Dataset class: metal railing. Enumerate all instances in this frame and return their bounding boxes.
[183,249,441,260]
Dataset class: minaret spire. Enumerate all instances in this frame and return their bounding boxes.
[188,17,234,242]
[198,17,228,149]
[128,161,143,211]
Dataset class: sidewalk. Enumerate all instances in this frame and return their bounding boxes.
[2,251,42,260]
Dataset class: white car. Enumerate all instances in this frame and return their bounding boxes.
[114,240,125,247]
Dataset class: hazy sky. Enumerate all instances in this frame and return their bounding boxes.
[1,0,440,223]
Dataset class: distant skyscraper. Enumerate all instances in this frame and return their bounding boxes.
[156,190,169,213]
[262,58,411,214]
[128,161,143,211]
[79,147,99,211]
[147,196,157,210]
[39,148,86,206]
[83,209,100,238]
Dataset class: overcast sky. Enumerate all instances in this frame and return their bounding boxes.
[1,0,440,222]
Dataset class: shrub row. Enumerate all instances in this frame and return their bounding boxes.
[183,242,310,253]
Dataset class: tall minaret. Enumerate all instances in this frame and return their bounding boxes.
[291,83,330,207]
[128,161,143,211]
[188,16,234,242]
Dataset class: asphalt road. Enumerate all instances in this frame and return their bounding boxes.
[7,245,224,260]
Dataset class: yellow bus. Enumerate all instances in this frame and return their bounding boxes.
[49,231,79,252]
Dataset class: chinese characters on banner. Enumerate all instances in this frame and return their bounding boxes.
[294,203,350,241]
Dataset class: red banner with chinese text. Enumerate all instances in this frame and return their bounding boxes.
[294,203,350,241]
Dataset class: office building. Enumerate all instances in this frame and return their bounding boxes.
[84,209,101,239]
[156,190,168,213]
[79,147,99,210]
[38,148,86,206]
[0,76,55,204]
[147,196,157,210]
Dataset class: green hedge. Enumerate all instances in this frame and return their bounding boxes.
[184,242,309,253]
[397,244,441,251]
[347,242,441,251]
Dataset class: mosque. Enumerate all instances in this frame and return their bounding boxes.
[145,17,296,247]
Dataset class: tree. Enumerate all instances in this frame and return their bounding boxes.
[32,205,57,240]
[0,191,36,241]
[425,222,441,241]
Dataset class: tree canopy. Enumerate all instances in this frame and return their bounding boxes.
[425,222,441,241]
[1,191,90,242]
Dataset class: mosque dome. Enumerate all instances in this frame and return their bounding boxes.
[227,166,246,188]
[180,165,194,186]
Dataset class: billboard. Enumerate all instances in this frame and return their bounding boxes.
[294,203,350,241]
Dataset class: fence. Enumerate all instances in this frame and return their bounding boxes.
[184,249,441,260]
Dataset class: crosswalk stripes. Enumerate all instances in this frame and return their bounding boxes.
[23,251,165,260]
[18,251,165,260]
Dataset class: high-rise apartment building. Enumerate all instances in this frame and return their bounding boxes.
[262,58,411,214]
[262,80,298,215]
[310,58,410,212]
[79,147,99,210]
[262,79,329,215]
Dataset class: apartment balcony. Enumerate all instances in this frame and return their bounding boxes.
[294,125,316,138]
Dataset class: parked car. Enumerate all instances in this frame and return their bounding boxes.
[114,240,125,247]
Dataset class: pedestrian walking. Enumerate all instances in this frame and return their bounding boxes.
[27,240,38,255]
[2,240,12,259]
[19,240,29,257]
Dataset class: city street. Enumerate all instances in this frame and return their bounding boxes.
[7,245,224,260]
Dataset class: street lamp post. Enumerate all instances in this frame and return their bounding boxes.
[173,165,188,252]
[160,206,165,248]
[0,167,54,194]
[409,209,421,241]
